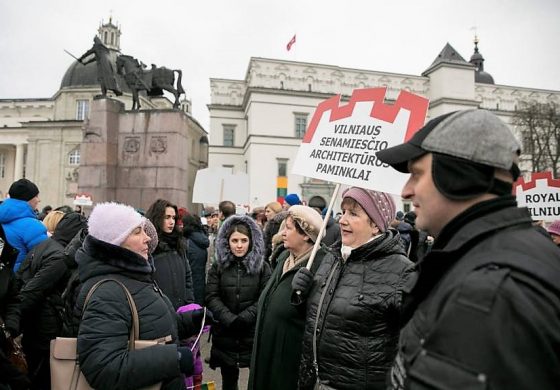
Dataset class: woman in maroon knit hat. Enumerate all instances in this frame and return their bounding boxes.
[292,186,416,390]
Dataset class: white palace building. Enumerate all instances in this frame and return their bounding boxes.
[208,40,560,212]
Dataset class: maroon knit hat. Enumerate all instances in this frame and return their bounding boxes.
[547,220,560,236]
[342,187,396,232]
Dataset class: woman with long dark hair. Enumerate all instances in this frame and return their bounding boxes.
[146,199,194,309]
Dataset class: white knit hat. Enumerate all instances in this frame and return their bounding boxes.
[88,202,145,246]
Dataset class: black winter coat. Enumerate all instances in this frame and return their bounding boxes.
[185,230,209,305]
[205,215,271,368]
[15,213,86,350]
[152,237,195,310]
[322,216,341,247]
[390,198,560,390]
[299,230,415,390]
[0,261,29,390]
[249,246,330,390]
[75,235,198,390]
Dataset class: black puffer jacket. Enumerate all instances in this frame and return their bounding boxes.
[299,230,415,390]
[205,215,271,368]
[75,235,198,390]
[152,236,194,310]
[16,213,86,350]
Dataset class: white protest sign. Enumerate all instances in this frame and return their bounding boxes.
[192,167,249,205]
[514,172,560,221]
[292,88,429,195]
[73,193,93,206]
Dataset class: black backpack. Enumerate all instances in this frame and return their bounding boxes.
[0,223,19,270]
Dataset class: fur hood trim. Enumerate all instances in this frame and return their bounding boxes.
[216,214,264,275]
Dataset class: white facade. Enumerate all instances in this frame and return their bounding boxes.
[208,48,560,211]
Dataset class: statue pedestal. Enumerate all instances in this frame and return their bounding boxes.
[79,98,196,210]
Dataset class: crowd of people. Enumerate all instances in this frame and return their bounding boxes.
[1,109,560,390]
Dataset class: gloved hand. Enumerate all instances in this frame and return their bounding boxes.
[191,308,216,328]
[291,267,314,298]
[229,317,245,332]
[177,346,194,375]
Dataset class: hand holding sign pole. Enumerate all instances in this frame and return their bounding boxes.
[292,87,429,271]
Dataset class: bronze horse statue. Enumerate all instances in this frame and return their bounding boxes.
[116,54,184,110]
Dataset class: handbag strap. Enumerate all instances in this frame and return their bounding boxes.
[189,307,207,352]
[82,279,140,349]
[312,261,340,379]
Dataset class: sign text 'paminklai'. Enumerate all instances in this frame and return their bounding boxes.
[292,88,429,194]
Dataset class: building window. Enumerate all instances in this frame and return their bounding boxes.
[76,100,89,121]
[294,114,308,138]
[222,164,234,173]
[0,153,5,178]
[277,158,288,177]
[69,148,80,165]
[223,125,235,146]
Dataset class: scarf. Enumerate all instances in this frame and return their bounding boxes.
[282,246,313,275]
[340,233,383,261]
[160,231,181,251]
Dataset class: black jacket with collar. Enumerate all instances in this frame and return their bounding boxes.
[75,235,198,390]
[390,197,560,390]
[152,236,195,310]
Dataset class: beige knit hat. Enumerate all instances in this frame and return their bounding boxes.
[288,205,324,243]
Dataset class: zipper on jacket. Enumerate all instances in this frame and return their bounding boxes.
[152,279,164,297]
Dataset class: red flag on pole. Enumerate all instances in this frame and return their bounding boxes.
[286,34,296,51]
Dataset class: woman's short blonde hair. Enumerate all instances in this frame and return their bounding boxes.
[265,201,282,214]
[43,210,65,234]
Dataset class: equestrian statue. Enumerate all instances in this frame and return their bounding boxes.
[116,54,185,110]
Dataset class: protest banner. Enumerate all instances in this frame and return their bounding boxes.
[514,171,560,222]
[292,87,429,195]
[192,167,249,205]
[292,87,429,270]
[73,193,93,206]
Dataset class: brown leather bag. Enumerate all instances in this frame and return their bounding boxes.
[6,336,28,374]
[50,279,166,390]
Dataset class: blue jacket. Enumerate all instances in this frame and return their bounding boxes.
[0,198,47,272]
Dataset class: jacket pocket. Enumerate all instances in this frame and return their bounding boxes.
[409,349,488,390]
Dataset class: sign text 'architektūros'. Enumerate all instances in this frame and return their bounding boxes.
[292,88,429,195]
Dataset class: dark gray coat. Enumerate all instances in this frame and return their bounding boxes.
[390,198,560,390]
[185,230,209,305]
[205,215,271,368]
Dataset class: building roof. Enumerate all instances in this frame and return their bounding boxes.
[429,43,470,67]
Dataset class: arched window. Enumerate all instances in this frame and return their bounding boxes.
[68,148,80,165]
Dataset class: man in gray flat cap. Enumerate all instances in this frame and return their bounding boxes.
[377,109,560,389]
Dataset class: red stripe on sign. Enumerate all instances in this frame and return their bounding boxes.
[302,88,429,144]
[514,171,560,194]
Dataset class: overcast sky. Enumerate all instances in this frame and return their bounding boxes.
[1,0,559,131]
